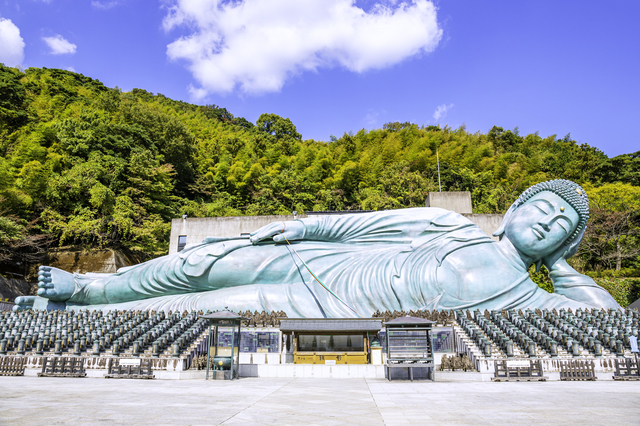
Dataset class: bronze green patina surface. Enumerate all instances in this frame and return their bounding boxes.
[15,179,621,316]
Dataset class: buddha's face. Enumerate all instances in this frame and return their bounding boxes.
[504,191,579,259]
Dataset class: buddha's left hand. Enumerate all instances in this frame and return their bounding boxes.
[250,220,306,244]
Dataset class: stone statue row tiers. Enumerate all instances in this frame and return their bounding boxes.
[15,179,622,316]
[4,306,636,361]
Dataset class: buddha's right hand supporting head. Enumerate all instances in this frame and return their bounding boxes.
[37,266,76,302]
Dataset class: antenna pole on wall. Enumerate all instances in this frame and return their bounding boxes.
[437,148,442,192]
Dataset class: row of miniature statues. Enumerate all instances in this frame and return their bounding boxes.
[439,354,475,372]
[371,309,455,325]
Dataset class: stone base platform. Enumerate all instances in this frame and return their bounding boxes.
[18,362,626,381]
[239,364,386,379]
[23,364,388,379]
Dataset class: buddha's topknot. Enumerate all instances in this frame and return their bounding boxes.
[513,179,589,245]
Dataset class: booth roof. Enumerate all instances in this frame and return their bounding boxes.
[628,298,640,311]
[384,315,435,326]
[280,318,383,333]
[200,310,248,321]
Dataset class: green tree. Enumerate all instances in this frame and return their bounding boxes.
[579,183,640,270]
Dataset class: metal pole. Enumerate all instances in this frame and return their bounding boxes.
[385,327,390,381]
[235,322,239,379]
[205,322,211,380]
[366,331,370,364]
[429,327,435,382]
[437,148,442,192]
[214,325,218,358]
[385,327,389,359]
[231,322,236,380]
[236,322,240,379]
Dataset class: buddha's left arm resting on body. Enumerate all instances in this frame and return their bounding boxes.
[40,208,457,307]
[248,207,465,245]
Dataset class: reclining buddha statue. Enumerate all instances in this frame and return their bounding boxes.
[15,179,620,316]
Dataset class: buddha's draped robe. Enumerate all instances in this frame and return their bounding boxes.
[66,208,619,315]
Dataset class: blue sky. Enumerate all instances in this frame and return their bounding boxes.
[0,0,638,157]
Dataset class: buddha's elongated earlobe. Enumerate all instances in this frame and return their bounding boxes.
[493,204,517,240]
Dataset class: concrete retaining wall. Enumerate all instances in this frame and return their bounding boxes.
[426,192,473,214]
[461,214,504,241]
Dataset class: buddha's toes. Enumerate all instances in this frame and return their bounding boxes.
[37,266,75,301]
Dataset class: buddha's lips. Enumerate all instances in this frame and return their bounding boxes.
[532,225,545,240]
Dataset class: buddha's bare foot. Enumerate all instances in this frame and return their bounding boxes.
[37,266,75,302]
[13,296,35,311]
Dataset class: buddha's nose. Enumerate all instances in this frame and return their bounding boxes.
[538,217,551,231]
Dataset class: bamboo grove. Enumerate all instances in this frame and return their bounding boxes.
[1,66,639,291]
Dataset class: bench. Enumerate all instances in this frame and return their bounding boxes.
[38,357,86,378]
[559,360,596,381]
[105,358,155,379]
[613,355,640,381]
[492,359,546,382]
[0,356,26,376]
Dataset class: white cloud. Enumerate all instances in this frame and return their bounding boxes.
[163,0,442,96]
[433,103,453,121]
[43,35,77,55]
[365,111,379,126]
[0,17,25,66]
[91,1,122,10]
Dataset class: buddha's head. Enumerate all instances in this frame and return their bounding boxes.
[494,179,589,267]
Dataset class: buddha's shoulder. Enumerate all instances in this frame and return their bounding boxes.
[440,242,523,274]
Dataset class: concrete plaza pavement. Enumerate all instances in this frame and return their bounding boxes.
[1,377,639,425]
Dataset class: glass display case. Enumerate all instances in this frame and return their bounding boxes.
[431,327,455,353]
[240,331,280,353]
[297,334,364,352]
[387,329,432,360]
[294,333,368,364]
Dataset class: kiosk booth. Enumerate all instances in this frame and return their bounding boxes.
[280,318,383,364]
[200,310,248,380]
[385,316,435,381]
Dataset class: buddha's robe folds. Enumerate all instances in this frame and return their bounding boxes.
[65,208,619,316]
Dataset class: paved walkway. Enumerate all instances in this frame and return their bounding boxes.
[1,377,639,425]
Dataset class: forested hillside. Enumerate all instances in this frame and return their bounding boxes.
[1,65,639,298]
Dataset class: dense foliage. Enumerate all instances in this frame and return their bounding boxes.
[1,65,639,283]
